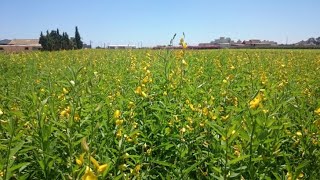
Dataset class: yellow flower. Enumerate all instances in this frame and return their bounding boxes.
[182,42,187,49]
[231,130,236,135]
[141,91,148,98]
[63,88,69,94]
[89,156,109,174]
[221,114,229,121]
[179,38,188,49]
[314,119,320,128]
[76,153,85,166]
[98,163,108,173]
[298,172,304,178]
[115,119,124,126]
[74,114,80,122]
[66,106,71,113]
[179,38,184,45]
[132,164,141,175]
[163,91,168,96]
[90,156,100,169]
[142,76,149,84]
[116,129,122,138]
[249,95,262,109]
[0,108,3,116]
[296,131,302,136]
[315,108,320,116]
[114,110,121,119]
[81,137,90,152]
[182,59,187,66]
[128,101,135,108]
[60,110,68,118]
[82,166,97,180]
[286,172,292,180]
[202,107,208,116]
[135,86,142,95]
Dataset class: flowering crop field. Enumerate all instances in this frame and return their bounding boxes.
[0,49,320,179]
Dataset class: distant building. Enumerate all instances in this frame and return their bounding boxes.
[199,37,235,48]
[0,39,41,52]
[243,39,277,46]
[295,40,316,46]
[107,45,136,49]
[83,43,92,49]
[198,37,279,49]
[198,43,213,47]
[212,37,235,44]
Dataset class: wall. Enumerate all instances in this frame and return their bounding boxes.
[0,45,41,53]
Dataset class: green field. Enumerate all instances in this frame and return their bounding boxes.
[0,49,320,179]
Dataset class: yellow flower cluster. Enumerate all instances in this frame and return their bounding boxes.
[315,108,320,116]
[59,106,80,121]
[249,90,265,109]
[58,87,69,100]
[76,138,109,179]
[179,38,188,49]
[60,106,71,118]
[135,62,152,98]
[114,110,123,138]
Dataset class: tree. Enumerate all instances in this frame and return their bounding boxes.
[46,30,53,51]
[39,32,48,50]
[74,26,83,49]
[306,37,316,44]
[62,32,73,50]
[316,37,320,45]
[39,27,84,51]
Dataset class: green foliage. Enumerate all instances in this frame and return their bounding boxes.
[74,26,83,50]
[0,49,319,179]
[39,28,75,51]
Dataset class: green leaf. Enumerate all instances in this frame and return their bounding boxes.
[41,97,50,106]
[229,172,240,178]
[182,158,206,178]
[94,102,103,112]
[295,160,309,170]
[38,160,45,172]
[8,162,30,172]
[151,160,176,168]
[9,141,24,161]
[113,173,123,180]
[227,155,250,165]
[272,171,281,180]
[208,122,225,137]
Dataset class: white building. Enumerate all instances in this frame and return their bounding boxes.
[107,45,136,49]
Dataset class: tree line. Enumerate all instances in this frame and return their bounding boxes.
[298,37,320,46]
[39,26,83,51]
[306,37,320,45]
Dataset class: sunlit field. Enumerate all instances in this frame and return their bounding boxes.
[0,49,320,179]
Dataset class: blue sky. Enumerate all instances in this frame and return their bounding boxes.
[1,0,319,47]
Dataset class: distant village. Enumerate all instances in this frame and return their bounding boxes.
[1,36,320,52]
[154,36,320,49]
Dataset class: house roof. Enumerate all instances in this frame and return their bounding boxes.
[249,39,262,43]
[8,39,39,45]
[0,39,11,45]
